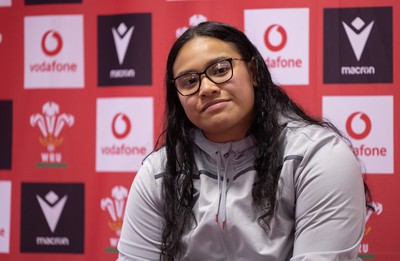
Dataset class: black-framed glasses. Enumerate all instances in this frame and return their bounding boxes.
[172,58,245,96]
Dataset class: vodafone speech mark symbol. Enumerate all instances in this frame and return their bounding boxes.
[346,112,372,140]
[112,113,131,139]
[264,24,287,52]
[41,30,63,56]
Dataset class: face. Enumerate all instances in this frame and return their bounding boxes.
[173,37,256,143]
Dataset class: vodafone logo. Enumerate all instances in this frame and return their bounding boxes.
[323,96,393,174]
[24,15,84,88]
[41,30,63,56]
[112,113,131,139]
[346,112,372,140]
[264,24,287,52]
[244,8,309,85]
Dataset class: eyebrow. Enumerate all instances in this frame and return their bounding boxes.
[174,56,231,78]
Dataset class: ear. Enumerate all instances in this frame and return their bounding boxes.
[248,57,258,87]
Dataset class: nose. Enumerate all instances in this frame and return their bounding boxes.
[198,75,220,97]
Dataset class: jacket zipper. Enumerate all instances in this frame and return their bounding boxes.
[217,221,235,260]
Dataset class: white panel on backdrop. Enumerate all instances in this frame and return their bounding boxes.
[0,0,11,7]
[96,98,153,172]
[24,15,84,89]
[244,8,309,85]
[322,96,393,174]
[0,181,11,253]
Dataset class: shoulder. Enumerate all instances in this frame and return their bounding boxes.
[133,147,167,192]
[125,147,167,213]
[140,147,167,176]
[281,121,351,160]
[280,121,362,192]
[279,123,366,258]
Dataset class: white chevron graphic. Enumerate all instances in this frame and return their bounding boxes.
[112,23,135,65]
[342,17,374,61]
[36,191,68,233]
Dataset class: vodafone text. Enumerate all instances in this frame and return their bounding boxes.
[265,56,302,68]
[100,144,147,155]
[29,61,77,72]
[354,144,387,157]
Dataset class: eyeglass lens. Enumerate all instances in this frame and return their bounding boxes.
[175,59,233,96]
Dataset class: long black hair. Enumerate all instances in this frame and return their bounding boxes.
[159,21,371,260]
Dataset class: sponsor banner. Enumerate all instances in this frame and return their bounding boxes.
[98,13,152,86]
[96,97,153,172]
[30,101,75,168]
[323,7,392,83]
[0,100,12,169]
[244,8,309,85]
[20,183,84,253]
[24,15,84,88]
[0,181,11,253]
[25,0,81,4]
[100,185,129,252]
[0,0,11,6]
[322,96,393,174]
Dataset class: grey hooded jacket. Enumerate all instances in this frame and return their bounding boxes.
[118,120,366,260]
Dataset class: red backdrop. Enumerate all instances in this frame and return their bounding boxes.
[0,0,398,260]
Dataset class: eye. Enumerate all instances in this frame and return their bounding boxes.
[208,61,231,77]
[177,74,199,89]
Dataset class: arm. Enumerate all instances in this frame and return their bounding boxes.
[291,135,365,261]
[117,158,164,260]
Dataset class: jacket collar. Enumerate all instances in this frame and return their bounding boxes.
[192,128,256,158]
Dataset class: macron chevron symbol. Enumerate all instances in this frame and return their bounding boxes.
[342,17,374,61]
[36,191,68,233]
[112,23,134,65]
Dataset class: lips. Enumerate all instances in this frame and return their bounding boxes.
[201,99,229,112]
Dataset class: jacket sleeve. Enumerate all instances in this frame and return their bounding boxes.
[117,157,164,261]
[290,135,366,261]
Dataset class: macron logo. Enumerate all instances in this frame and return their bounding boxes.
[342,17,374,61]
[112,23,134,65]
[36,191,68,233]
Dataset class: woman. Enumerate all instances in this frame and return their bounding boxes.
[118,21,369,260]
